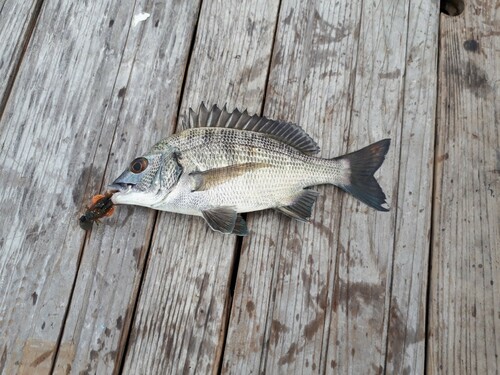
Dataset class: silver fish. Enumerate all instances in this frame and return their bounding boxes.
[109,104,390,235]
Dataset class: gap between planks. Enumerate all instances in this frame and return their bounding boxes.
[214,0,284,372]
[115,2,204,373]
[62,1,207,373]
[27,0,440,372]
[383,0,416,372]
[424,9,443,374]
[48,0,147,370]
[0,0,45,120]
[44,0,200,372]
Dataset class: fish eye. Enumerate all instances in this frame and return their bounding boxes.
[129,157,148,174]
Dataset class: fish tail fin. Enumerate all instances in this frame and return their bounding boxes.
[333,139,391,211]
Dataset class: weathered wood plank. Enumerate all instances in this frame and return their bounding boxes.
[428,1,499,373]
[222,0,362,372]
[0,0,42,112]
[385,0,439,373]
[324,0,411,369]
[0,1,143,373]
[223,0,438,372]
[51,1,202,374]
[121,0,280,373]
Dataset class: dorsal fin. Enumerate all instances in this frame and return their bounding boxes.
[181,103,320,155]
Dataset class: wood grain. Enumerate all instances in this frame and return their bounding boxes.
[121,0,280,373]
[223,0,362,372]
[51,1,202,373]
[3,0,496,372]
[0,0,145,373]
[0,0,42,113]
[324,0,412,369]
[428,0,500,373]
[385,0,439,373]
[223,0,439,373]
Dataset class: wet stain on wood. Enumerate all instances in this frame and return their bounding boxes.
[278,342,298,365]
[31,291,38,305]
[30,348,54,367]
[116,315,123,330]
[463,39,479,53]
[379,69,401,79]
[72,166,93,206]
[437,153,449,163]
[303,311,324,340]
[270,320,289,346]
[117,87,127,97]
[132,247,141,269]
[246,300,255,318]
[386,298,422,370]
[451,61,493,99]
[19,340,58,373]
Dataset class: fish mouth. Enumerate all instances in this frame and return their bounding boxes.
[107,182,134,192]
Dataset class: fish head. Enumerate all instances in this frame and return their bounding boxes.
[109,147,183,207]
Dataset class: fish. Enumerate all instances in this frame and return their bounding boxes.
[79,191,115,230]
[109,103,390,236]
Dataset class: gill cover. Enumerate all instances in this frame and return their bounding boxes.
[110,150,183,196]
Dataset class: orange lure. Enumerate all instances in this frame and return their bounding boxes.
[79,191,115,230]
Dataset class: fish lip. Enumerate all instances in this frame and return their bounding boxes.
[107,182,134,192]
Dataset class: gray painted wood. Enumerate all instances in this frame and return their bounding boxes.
[121,0,280,373]
[223,0,362,373]
[2,0,496,372]
[223,0,438,373]
[324,0,423,369]
[385,0,439,373]
[429,0,499,373]
[0,0,143,373]
[0,0,42,112]
[51,1,202,374]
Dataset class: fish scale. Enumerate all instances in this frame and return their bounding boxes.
[110,104,391,235]
[168,129,335,207]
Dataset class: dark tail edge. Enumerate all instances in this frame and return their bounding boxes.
[334,139,391,211]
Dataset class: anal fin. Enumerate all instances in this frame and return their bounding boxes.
[275,190,320,222]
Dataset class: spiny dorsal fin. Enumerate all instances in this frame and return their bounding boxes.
[183,103,320,155]
[275,190,320,221]
[190,162,270,191]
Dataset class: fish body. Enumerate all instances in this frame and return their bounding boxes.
[110,104,390,235]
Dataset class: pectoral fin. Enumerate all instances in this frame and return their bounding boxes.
[202,207,238,234]
[190,162,269,191]
[275,190,320,222]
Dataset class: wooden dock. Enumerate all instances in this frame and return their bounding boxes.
[0,0,498,373]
